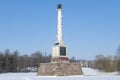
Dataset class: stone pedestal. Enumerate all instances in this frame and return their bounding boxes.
[37,63,83,76]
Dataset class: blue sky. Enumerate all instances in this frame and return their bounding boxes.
[0,0,120,60]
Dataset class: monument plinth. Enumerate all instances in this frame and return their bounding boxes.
[37,4,83,76]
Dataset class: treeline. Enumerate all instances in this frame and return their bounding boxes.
[80,46,120,73]
[94,54,120,72]
[0,46,120,73]
[93,46,120,72]
[77,54,120,73]
[0,49,51,73]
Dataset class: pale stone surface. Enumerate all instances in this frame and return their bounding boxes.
[52,42,68,59]
[37,63,83,76]
[57,6,63,43]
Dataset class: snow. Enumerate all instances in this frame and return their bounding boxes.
[0,68,120,80]
[82,68,98,75]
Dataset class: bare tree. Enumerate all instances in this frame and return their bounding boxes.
[95,54,105,71]
[30,51,42,68]
[117,46,120,73]
[95,54,115,72]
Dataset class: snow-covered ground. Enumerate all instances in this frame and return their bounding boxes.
[0,68,120,80]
